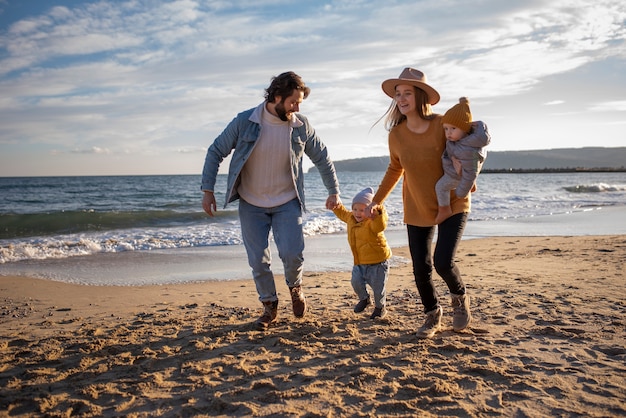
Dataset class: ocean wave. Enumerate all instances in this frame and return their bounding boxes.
[0,223,245,264]
[563,183,626,193]
[0,209,238,239]
[0,211,357,264]
[0,204,622,264]
[3,173,626,264]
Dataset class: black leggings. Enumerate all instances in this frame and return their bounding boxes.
[407,212,468,313]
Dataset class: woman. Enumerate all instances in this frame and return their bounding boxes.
[369,67,489,338]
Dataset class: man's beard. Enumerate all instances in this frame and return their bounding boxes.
[275,100,290,121]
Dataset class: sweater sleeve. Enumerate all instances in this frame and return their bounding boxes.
[373,142,403,205]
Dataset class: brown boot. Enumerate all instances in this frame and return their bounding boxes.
[451,293,471,331]
[256,300,278,329]
[290,285,307,318]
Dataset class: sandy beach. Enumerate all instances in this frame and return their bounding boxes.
[1,235,625,417]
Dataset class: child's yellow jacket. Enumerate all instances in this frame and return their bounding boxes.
[332,204,392,266]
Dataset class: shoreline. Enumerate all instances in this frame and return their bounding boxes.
[1,235,625,417]
[1,205,626,286]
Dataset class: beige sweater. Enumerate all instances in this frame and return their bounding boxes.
[237,108,297,208]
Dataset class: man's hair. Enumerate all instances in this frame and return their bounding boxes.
[265,71,310,102]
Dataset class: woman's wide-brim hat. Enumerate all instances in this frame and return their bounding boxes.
[381,67,440,105]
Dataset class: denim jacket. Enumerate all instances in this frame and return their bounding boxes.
[201,102,340,212]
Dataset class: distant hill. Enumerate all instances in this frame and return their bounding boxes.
[481,147,626,171]
[309,147,626,173]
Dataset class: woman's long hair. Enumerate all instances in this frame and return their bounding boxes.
[376,86,436,131]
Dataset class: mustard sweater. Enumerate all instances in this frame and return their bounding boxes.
[333,204,392,266]
[373,115,471,227]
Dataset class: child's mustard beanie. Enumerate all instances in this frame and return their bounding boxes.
[442,97,472,133]
[352,187,374,208]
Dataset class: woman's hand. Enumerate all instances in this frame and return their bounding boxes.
[452,157,462,176]
[365,202,380,218]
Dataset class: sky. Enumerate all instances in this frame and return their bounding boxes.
[0,0,625,177]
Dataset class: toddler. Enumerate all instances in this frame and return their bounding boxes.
[333,187,392,319]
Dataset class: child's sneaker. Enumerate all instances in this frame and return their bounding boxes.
[354,298,370,313]
[370,306,387,319]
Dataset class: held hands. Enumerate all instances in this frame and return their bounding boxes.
[325,194,342,210]
[365,202,381,219]
[202,191,217,217]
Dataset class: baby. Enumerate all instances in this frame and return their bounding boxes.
[435,97,490,224]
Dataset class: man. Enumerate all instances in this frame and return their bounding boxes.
[201,71,341,329]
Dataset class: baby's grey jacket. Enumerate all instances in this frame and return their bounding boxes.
[441,121,491,198]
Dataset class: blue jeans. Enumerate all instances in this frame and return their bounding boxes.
[239,198,304,303]
[352,260,389,309]
[407,212,468,313]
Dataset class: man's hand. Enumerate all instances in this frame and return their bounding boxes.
[202,191,217,217]
[325,194,341,210]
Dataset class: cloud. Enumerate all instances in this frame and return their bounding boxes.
[176,147,206,154]
[588,100,626,112]
[0,0,625,175]
[70,146,111,154]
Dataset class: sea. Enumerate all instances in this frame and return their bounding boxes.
[1,171,626,285]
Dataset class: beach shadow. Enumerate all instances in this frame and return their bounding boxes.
[2,284,626,418]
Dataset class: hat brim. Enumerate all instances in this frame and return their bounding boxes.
[381,79,440,105]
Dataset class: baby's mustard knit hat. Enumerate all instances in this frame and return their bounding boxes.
[442,97,472,133]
